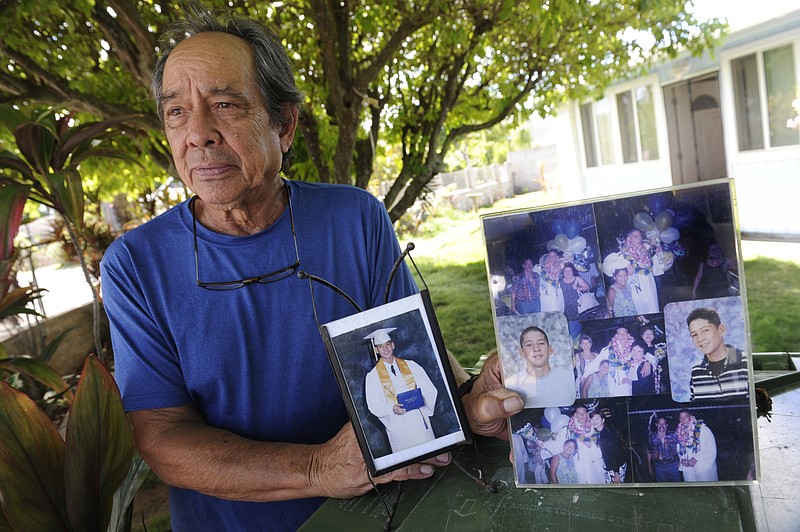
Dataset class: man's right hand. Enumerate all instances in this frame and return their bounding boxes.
[460,352,524,440]
[308,423,450,498]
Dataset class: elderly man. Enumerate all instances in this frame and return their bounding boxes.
[364,328,438,453]
[101,3,522,530]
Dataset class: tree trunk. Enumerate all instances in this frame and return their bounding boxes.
[297,113,331,184]
[331,106,360,185]
[387,170,436,223]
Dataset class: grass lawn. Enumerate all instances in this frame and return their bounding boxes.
[400,191,800,368]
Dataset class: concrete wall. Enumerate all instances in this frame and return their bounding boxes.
[1,303,108,376]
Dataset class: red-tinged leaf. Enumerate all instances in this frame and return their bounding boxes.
[0,382,71,532]
[13,122,56,176]
[64,355,135,532]
[46,169,84,231]
[0,182,30,259]
[0,150,36,183]
[0,285,46,319]
[54,115,141,169]
[0,358,74,404]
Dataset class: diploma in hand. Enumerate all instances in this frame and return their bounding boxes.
[397,388,424,411]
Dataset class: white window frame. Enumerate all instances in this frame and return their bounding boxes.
[576,77,663,170]
[722,35,800,155]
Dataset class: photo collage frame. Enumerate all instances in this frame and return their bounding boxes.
[481,179,758,487]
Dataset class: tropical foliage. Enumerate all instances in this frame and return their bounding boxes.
[0,1,726,221]
[0,105,140,360]
[0,355,135,532]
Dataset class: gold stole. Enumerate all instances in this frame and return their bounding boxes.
[376,358,416,402]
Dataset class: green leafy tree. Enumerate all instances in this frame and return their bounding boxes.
[0,1,725,222]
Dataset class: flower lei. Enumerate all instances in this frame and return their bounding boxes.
[652,343,667,393]
[623,238,653,275]
[567,413,596,445]
[568,414,592,437]
[676,416,703,452]
[608,335,634,367]
[542,254,562,287]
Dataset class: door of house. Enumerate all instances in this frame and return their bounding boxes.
[663,74,728,185]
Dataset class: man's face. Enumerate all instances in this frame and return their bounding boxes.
[615,327,630,342]
[689,318,726,356]
[375,340,395,361]
[523,259,534,272]
[161,32,296,210]
[520,330,553,371]
[657,418,667,433]
[575,407,588,422]
[679,411,691,425]
[627,230,643,245]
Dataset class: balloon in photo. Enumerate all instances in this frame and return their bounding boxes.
[633,212,656,232]
[544,406,561,423]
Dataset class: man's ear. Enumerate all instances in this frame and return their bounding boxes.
[718,323,726,337]
[278,105,299,152]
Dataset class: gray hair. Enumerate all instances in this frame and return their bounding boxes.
[151,1,303,172]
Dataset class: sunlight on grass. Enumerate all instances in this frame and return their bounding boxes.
[744,258,800,353]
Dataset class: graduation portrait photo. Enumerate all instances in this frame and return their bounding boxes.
[319,292,471,476]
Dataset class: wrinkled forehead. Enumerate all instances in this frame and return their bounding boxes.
[163,32,256,90]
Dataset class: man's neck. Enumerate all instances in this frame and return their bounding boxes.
[194,181,287,236]
[526,365,551,378]
[706,344,729,363]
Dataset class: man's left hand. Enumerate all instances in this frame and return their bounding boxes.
[460,352,524,440]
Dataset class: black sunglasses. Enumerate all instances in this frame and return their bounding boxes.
[190,187,300,291]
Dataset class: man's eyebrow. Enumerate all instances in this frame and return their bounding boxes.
[159,91,177,108]
[158,85,248,107]
[209,85,248,101]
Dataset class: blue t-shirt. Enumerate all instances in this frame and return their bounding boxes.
[101,180,417,531]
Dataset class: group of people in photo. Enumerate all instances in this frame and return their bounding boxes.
[513,404,627,485]
[574,321,670,400]
[646,410,719,483]
[485,184,756,487]
[513,399,752,486]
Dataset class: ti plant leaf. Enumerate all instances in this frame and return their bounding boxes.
[0,382,71,531]
[64,355,135,532]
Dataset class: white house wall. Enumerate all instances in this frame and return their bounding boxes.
[566,74,673,201]
[718,26,800,239]
[549,11,800,239]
